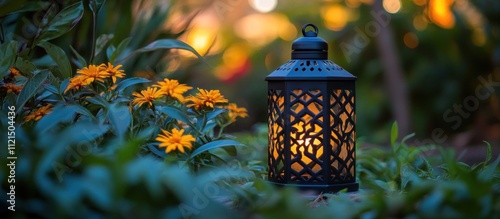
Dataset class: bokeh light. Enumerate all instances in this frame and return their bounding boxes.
[346,0,361,8]
[235,13,295,47]
[413,15,428,31]
[186,27,216,56]
[413,0,427,6]
[321,4,350,31]
[215,44,251,82]
[249,0,278,13]
[403,32,419,48]
[428,0,455,29]
[278,22,297,41]
[383,0,401,14]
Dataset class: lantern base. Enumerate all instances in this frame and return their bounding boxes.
[268,181,359,194]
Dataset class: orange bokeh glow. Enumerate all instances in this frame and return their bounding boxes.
[428,0,455,29]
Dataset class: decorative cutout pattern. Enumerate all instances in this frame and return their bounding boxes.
[268,89,285,181]
[289,89,324,182]
[268,88,355,184]
[330,90,356,182]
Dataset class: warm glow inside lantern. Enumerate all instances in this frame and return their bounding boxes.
[266,24,358,193]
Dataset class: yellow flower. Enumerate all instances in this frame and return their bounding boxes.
[156,128,196,153]
[25,104,52,122]
[186,88,228,111]
[131,87,164,107]
[3,84,23,94]
[9,67,21,76]
[227,103,248,121]
[77,64,109,84]
[64,75,87,93]
[101,62,125,83]
[153,78,192,102]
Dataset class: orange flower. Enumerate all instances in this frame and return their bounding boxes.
[153,78,192,102]
[9,67,21,76]
[186,88,228,111]
[226,103,248,121]
[3,84,23,94]
[156,128,196,153]
[64,75,87,93]
[131,87,164,107]
[77,64,109,84]
[25,104,52,122]
[101,62,125,83]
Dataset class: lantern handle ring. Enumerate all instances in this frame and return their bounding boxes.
[301,23,318,37]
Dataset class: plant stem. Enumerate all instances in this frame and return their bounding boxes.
[0,24,5,44]
[217,124,228,138]
[89,10,97,64]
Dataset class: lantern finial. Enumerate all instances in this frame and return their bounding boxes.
[302,23,319,37]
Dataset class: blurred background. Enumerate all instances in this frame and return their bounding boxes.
[66,0,499,161]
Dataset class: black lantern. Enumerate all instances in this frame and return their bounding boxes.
[266,24,358,193]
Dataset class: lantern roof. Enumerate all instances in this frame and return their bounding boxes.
[266,24,356,81]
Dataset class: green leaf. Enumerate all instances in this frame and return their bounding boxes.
[483,141,492,167]
[87,96,109,108]
[207,108,227,121]
[156,106,195,129]
[401,133,416,145]
[146,143,167,158]
[15,57,36,77]
[106,103,131,139]
[106,45,116,61]
[38,42,72,78]
[70,104,96,119]
[43,84,59,94]
[0,41,17,78]
[391,121,398,146]
[110,37,131,63]
[222,145,237,156]
[34,104,96,132]
[478,156,500,182]
[59,78,70,94]
[89,0,106,13]
[44,121,109,148]
[0,1,50,16]
[115,77,150,93]
[189,140,245,160]
[117,39,207,64]
[35,104,77,133]
[0,0,27,16]
[16,70,50,114]
[70,45,87,69]
[94,34,114,58]
[37,1,84,43]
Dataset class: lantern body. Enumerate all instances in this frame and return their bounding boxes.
[266,24,358,193]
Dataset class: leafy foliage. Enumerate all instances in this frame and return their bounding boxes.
[1,121,499,218]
